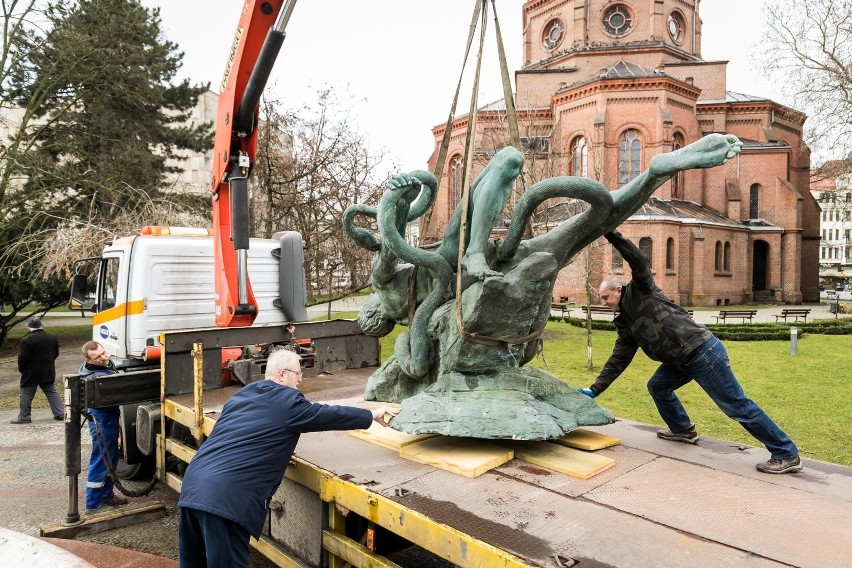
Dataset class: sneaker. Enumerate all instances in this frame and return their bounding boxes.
[656,425,699,444]
[10,419,31,425]
[756,456,803,474]
[102,494,128,506]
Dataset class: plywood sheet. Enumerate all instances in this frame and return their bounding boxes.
[512,441,615,480]
[348,423,436,451]
[399,437,514,478]
[552,429,621,451]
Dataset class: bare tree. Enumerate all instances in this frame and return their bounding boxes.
[758,0,852,170]
[251,90,390,303]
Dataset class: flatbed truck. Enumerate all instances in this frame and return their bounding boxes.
[62,316,852,567]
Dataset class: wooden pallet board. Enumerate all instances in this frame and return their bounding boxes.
[348,422,436,451]
[511,440,615,480]
[400,436,514,478]
[552,428,621,451]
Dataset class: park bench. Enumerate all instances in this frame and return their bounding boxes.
[773,308,811,323]
[581,305,615,318]
[550,302,573,319]
[712,309,758,323]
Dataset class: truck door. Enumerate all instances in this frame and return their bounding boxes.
[92,253,127,358]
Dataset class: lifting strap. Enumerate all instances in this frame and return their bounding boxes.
[411,0,539,349]
[453,1,541,349]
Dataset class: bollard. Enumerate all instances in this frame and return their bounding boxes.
[790,326,797,356]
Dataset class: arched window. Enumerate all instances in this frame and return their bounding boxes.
[612,249,623,270]
[723,242,731,272]
[671,133,685,198]
[639,237,653,268]
[449,154,463,212]
[619,129,642,185]
[666,238,675,270]
[569,135,588,177]
[715,241,723,271]
[749,183,761,219]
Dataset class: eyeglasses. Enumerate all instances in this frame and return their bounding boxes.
[282,368,302,376]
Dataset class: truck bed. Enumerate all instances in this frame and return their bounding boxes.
[170,368,852,568]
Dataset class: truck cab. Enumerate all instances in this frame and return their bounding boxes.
[70,227,308,369]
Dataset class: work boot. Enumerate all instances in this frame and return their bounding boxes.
[756,456,803,474]
[102,494,128,506]
[10,418,31,425]
[656,424,698,444]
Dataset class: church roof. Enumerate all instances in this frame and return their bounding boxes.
[556,60,663,93]
[601,59,661,79]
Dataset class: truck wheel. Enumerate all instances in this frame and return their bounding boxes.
[115,453,156,480]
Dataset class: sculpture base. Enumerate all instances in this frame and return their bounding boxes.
[389,366,615,440]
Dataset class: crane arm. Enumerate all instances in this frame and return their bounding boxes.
[211,0,297,327]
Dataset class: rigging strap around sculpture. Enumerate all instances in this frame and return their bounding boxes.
[453,1,533,349]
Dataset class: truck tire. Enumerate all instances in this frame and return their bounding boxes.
[115,453,155,481]
[117,402,156,480]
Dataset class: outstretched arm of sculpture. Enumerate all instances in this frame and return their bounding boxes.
[498,176,613,267]
[436,146,524,279]
[564,133,742,262]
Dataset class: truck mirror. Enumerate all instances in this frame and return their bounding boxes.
[69,273,92,311]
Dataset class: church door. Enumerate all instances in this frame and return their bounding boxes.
[753,240,768,290]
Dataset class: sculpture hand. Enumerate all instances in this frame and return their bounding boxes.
[577,387,595,398]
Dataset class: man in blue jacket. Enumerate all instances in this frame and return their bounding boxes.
[80,341,129,510]
[178,348,400,568]
[578,231,801,475]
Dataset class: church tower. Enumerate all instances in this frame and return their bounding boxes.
[430,0,819,305]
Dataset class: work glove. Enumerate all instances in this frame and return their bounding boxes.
[577,387,595,398]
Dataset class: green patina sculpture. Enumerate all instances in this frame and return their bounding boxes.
[344,134,742,439]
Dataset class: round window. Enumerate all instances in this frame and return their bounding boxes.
[542,18,565,50]
[668,11,686,43]
[602,4,633,37]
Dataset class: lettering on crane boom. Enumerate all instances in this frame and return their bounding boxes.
[221,26,244,93]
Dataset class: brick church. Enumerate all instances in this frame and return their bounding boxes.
[426,0,820,306]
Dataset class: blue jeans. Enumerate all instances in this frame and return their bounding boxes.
[86,406,120,509]
[647,337,798,460]
[179,507,250,568]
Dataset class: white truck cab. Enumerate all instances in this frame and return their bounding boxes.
[71,227,307,367]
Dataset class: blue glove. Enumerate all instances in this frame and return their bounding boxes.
[577,387,595,398]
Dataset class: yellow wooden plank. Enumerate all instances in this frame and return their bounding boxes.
[512,441,615,480]
[348,422,437,451]
[400,436,513,478]
[552,428,621,451]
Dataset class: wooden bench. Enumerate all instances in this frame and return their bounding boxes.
[773,308,811,323]
[712,310,758,323]
[581,305,614,318]
[550,303,573,319]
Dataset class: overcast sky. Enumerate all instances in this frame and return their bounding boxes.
[140,0,775,172]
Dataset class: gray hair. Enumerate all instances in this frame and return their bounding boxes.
[265,348,302,380]
[600,277,626,291]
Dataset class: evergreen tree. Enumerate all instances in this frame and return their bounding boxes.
[7,0,211,219]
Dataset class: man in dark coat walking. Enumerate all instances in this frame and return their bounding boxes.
[12,317,63,424]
